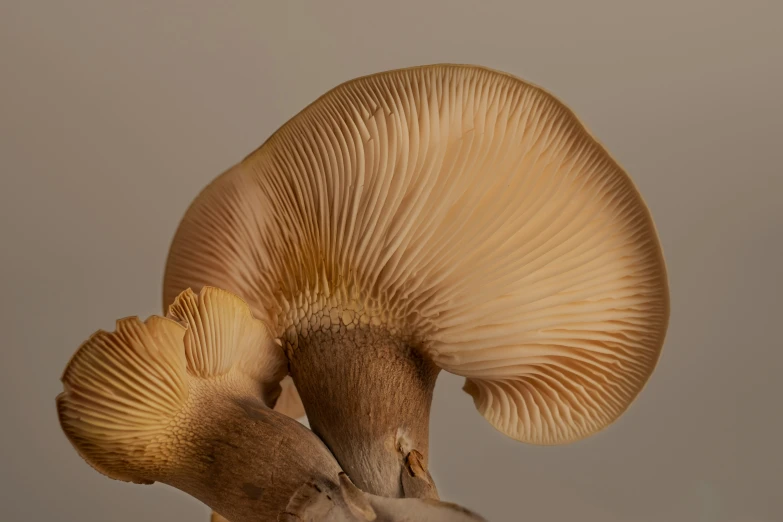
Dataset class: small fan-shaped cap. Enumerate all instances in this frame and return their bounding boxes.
[164,64,669,445]
[57,286,287,482]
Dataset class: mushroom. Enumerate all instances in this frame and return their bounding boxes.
[57,286,487,521]
[163,64,670,497]
[57,287,341,521]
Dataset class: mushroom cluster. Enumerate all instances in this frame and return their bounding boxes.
[57,64,669,521]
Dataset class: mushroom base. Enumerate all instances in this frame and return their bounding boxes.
[288,326,440,498]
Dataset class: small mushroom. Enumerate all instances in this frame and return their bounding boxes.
[57,287,341,522]
[163,64,670,498]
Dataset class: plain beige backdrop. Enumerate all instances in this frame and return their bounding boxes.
[1,1,781,521]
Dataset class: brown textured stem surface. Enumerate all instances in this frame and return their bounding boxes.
[288,326,440,498]
[210,375,306,522]
[159,396,341,522]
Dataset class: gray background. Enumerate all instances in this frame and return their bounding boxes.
[1,1,781,521]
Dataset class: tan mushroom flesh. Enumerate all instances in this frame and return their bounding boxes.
[163,64,670,497]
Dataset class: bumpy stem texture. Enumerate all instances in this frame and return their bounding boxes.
[288,326,440,498]
[162,396,341,522]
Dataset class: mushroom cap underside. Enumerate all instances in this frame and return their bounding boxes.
[57,287,287,482]
[163,64,670,445]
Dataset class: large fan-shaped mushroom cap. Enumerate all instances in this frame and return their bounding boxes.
[164,64,669,445]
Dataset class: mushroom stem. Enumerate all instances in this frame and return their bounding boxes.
[158,395,341,522]
[210,375,307,522]
[288,326,440,498]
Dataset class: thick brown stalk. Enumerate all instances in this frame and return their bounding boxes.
[157,395,341,522]
[288,326,440,498]
[211,376,305,522]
